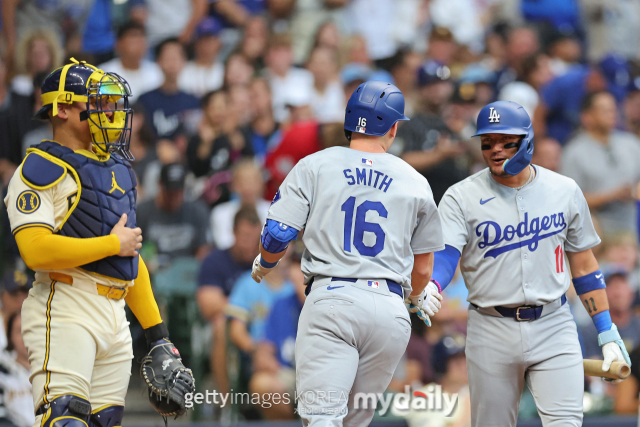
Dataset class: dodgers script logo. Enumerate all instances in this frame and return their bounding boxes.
[476,212,566,259]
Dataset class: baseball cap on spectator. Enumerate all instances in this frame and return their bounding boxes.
[602,264,629,284]
[196,17,222,39]
[340,63,372,86]
[599,54,631,102]
[432,334,466,375]
[451,82,477,104]
[1,270,33,294]
[160,163,186,190]
[460,63,495,85]
[417,60,451,87]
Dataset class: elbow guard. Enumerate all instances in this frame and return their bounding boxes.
[261,219,299,253]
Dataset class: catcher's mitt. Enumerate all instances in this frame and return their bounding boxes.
[140,340,195,418]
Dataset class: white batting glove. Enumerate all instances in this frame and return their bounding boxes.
[406,282,443,327]
[601,342,626,384]
[251,254,278,283]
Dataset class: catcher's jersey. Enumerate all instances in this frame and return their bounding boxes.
[267,146,444,294]
[439,166,600,308]
[4,152,134,288]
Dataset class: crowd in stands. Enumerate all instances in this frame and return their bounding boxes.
[1,0,640,425]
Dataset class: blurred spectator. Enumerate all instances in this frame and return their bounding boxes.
[404,318,437,388]
[531,136,562,172]
[0,271,32,350]
[1,0,89,72]
[178,18,224,97]
[521,0,580,35]
[136,0,207,48]
[138,38,200,139]
[210,160,270,250]
[306,46,345,123]
[581,0,640,62]
[196,205,261,394]
[240,16,269,71]
[313,21,341,52]
[426,27,457,67]
[99,21,163,103]
[562,91,640,235]
[600,233,638,281]
[137,163,211,267]
[458,63,497,109]
[128,104,158,199]
[396,61,466,203]
[197,205,261,321]
[0,313,34,427]
[494,26,541,93]
[265,33,315,123]
[81,0,116,64]
[264,91,321,199]
[499,52,553,118]
[12,29,62,96]
[534,64,607,144]
[343,0,401,61]
[210,0,266,30]
[429,0,485,54]
[186,90,252,183]
[244,78,280,164]
[613,344,640,414]
[339,35,372,68]
[403,335,471,427]
[340,62,372,101]
[226,264,294,355]
[223,52,255,88]
[623,79,640,138]
[579,266,640,358]
[249,245,305,420]
[544,29,581,77]
[388,49,423,118]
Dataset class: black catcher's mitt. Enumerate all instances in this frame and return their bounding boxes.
[140,340,196,417]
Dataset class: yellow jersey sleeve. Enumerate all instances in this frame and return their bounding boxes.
[125,257,163,329]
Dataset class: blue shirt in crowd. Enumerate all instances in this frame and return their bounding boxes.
[263,293,303,368]
[226,272,294,342]
[137,88,199,138]
[82,0,115,54]
[198,249,252,297]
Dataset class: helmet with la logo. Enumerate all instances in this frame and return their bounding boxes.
[34,58,134,160]
[473,100,534,176]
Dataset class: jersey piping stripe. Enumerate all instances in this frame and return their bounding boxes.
[12,222,55,235]
[42,280,56,404]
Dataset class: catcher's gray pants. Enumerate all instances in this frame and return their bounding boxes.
[295,277,411,427]
[466,303,584,427]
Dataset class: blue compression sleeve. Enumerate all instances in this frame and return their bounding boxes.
[432,245,461,291]
[261,219,299,253]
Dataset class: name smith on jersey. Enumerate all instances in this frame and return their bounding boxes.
[342,168,393,192]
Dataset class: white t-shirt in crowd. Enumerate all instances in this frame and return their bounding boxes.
[178,61,225,98]
[99,58,164,103]
[267,68,315,123]
[210,199,271,250]
[311,80,346,123]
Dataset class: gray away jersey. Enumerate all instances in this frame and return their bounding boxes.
[267,146,445,295]
[439,166,601,308]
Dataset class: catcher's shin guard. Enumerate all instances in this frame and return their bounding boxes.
[90,406,124,427]
[37,395,91,427]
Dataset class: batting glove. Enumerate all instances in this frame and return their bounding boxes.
[599,324,631,383]
[406,281,442,327]
[251,254,278,283]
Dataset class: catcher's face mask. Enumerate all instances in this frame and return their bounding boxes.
[40,58,134,160]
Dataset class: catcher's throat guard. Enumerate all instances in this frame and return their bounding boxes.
[35,58,134,160]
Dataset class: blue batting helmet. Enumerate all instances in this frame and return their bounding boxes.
[473,100,534,176]
[344,81,409,139]
[34,58,134,160]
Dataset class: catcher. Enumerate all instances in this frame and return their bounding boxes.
[3,59,195,427]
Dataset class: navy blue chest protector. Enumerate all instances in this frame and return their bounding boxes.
[33,141,139,281]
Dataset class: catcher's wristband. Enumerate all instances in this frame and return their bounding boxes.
[144,322,169,346]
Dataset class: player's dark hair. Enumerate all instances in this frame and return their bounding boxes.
[580,90,613,113]
[117,20,146,40]
[233,204,261,231]
[154,37,183,61]
[5,312,19,352]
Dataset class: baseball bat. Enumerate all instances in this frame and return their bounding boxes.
[583,359,631,380]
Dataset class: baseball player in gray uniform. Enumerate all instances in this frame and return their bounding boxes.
[430,101,631,427]
[251,81,445,426]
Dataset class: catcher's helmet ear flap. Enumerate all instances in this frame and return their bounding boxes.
[473,100,534,176]
[344,80,409,138]
[35,58,134,160]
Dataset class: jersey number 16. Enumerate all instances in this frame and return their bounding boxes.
[341,197,387,257]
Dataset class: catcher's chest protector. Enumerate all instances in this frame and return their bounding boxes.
[31,141,139,280]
